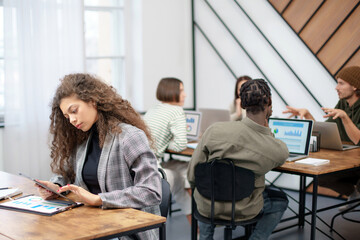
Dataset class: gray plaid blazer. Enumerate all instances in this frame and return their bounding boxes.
[51,123,162,240]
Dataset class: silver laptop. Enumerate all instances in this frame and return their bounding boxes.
[313,121,359,151]
[268,118,313,162]
[185,111,202,141]
[198,108,230,135]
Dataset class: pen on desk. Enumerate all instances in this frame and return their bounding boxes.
[0,187,11,190]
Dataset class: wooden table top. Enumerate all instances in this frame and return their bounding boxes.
[278,148,360,175]
[0,171,166,240]
[167,147,360,176]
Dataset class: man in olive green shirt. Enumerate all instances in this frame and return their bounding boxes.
[283,66,360,208]
[188,79,289,240]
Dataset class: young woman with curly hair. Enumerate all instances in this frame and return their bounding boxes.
[36,73,161,240]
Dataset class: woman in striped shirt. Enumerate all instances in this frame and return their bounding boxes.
[144,77,192,223]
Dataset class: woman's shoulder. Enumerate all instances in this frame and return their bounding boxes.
[110,123,148,147]
[159,102,184,112]
[117,122,143,135]
[147,103,184,117]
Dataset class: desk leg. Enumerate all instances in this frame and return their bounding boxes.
[311,176,318,240]
[160,222,166,240]
[298,175,306,227]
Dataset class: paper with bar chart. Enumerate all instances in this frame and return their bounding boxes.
[0,195,82,216]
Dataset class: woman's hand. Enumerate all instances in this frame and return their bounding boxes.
[35,180,60,200]
[58,184,102,206]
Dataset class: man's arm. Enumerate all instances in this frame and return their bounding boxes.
[323,107,360,144]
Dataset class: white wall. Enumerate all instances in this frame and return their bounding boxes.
[0,129,3,171]
[125,0,193,112]
[194,0,338,120]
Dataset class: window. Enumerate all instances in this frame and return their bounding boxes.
[84,0,125,96]
[0,1,125,122]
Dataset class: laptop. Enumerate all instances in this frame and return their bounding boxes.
[313,121,359,151]
[185,111,202,141]
[268,118,313,161]
[198,108,230,135]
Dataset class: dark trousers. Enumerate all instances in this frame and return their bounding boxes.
[318,170,360,196]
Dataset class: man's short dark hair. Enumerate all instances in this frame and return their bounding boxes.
[156,77,183,102]
[240,79,271,114]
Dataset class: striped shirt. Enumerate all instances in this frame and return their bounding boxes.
[144,102,187,158]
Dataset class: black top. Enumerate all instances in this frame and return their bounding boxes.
[82,125,102,194]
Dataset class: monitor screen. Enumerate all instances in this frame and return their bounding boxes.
[185,111,202,138]
[268,118,313,154]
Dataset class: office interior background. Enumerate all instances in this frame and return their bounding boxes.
[0,0,359,186]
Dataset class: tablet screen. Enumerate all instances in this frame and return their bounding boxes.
[18,172,76,204]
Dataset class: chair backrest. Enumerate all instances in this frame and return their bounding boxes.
[159,168,171,217]
[194,158,255,226]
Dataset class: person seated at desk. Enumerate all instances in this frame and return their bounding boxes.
[36,73,161,240]
[229,75,252,121]
[143,77,192,223]
[283,66,360,210]
[188,79,289,240]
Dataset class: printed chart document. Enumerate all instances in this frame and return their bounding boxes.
[0,195,83,216]
[295,158,330,166]
[0,188,22,200]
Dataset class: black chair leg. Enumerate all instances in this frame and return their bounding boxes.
[245,224,253,239]
[224,226,232,240]
[191,193,198,240]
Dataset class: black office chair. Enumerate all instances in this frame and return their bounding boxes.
[191,158,263,240]
[158,168,171,217]
[160,157,181,217]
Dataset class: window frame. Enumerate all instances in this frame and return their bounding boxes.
[83,4,125,95]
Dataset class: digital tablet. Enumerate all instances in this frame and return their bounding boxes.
[18,172,76,204]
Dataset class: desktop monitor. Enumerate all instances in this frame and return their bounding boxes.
[184,111,202,140]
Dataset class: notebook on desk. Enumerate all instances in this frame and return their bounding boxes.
[268,118,313,162]
[313,121,359,151]
[185,111,202,141]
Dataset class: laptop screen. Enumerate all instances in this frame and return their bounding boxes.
[184,111,202,139]
[198,108,230,134]
[268,118,313,155]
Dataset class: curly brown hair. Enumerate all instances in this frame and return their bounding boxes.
[49,73,152,182]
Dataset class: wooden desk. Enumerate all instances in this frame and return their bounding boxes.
[0,171,166,240]
[169,147,360,240]
[275,148,360,240]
